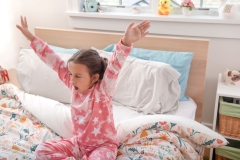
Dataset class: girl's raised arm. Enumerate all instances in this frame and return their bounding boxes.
[16,16,71,88]
[101,20,150,99]
[16,16,35,41]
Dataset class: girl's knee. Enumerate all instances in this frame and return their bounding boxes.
[35,144,43,157]
[88,147,117,160]
[35,143,50,158]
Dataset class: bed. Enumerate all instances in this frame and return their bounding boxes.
[33,27,209,122]
[0,28,228,160]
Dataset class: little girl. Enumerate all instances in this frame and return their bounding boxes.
[17,16,150,160]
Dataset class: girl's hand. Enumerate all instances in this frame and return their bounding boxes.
[16,16,35,41]
[122,20,150,47]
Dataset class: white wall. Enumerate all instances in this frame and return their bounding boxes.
[0,0,70,69]
[1,0,240,127]
[0,0,24,69]
[203,38,240,127]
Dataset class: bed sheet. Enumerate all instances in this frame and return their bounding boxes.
[112,98,196,125]
[64,98,196,126]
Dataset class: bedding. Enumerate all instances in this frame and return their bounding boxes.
[112,97,197,125]
[17,48,181,115]
[116,115,228,159]
[28,43,195,102]
[103,44,194,101]
[0,84,62,159]
[0,83,195,141]
[16,49,71,103]
[93,47,181,115]
[0,84,227,159]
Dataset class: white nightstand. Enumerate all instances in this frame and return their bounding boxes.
[210,73,240,160]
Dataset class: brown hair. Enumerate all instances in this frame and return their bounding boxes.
[67,49,108,80]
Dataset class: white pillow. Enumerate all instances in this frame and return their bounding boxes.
[6,84,73,138]
[92,48,181,114]
[16,47,180,115]
[16,49,71,103]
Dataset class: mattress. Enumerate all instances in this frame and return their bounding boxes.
[112,98,197,125]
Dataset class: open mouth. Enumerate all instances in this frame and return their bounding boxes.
[74,86,79,90]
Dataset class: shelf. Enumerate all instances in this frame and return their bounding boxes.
[210,73,240,160]
[217,73,240,99]
[67,11,240,25]
[223,135,240,141]
[216,125,240,141]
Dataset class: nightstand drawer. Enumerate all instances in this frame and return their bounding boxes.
[219,97,240,138]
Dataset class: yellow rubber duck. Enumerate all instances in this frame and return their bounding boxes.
[158,0,172,16]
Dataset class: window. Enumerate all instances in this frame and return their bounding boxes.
[201,0,239,8]
[98,0,240,8]
[98,0,149,6]
[98,0,150,6]
[196,0,240,8]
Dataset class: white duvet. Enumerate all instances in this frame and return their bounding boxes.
[11,84,195,139]
[95,48,181,115]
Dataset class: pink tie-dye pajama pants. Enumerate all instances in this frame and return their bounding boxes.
[35,137,118,160]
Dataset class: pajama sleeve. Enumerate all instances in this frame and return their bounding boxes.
[30,37,71,88]
[101,39,132,99]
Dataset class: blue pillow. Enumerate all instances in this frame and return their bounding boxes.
[49,45,79,54]
[103,44,194,101]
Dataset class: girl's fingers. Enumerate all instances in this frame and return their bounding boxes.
[16,25,26,36]
[136,20,149,30]
[24,16,28,28]
[20,16,24,27]
[127,21,135,31]
[16,25,24,33]
[20,15,28,28]
[141,24,150,33]
[138,20,148,27]
[134,21,145,30]
[139,21,150,31]
[16,25,22,31]
[142,31,149,38]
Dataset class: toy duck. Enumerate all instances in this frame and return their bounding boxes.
[158,0,172,16]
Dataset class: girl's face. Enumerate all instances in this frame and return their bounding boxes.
[68,61,99,94]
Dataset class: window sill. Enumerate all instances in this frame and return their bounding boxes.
[66,11,240,39]
[67,11,240,25]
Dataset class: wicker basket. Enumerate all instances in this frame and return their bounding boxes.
[215,155,230,160]
[219,97,240,138]
[215,139,240,160]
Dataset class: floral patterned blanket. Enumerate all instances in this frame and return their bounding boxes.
[0,84,61,160]
[0,84,227,160]
[116,119,227,160]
